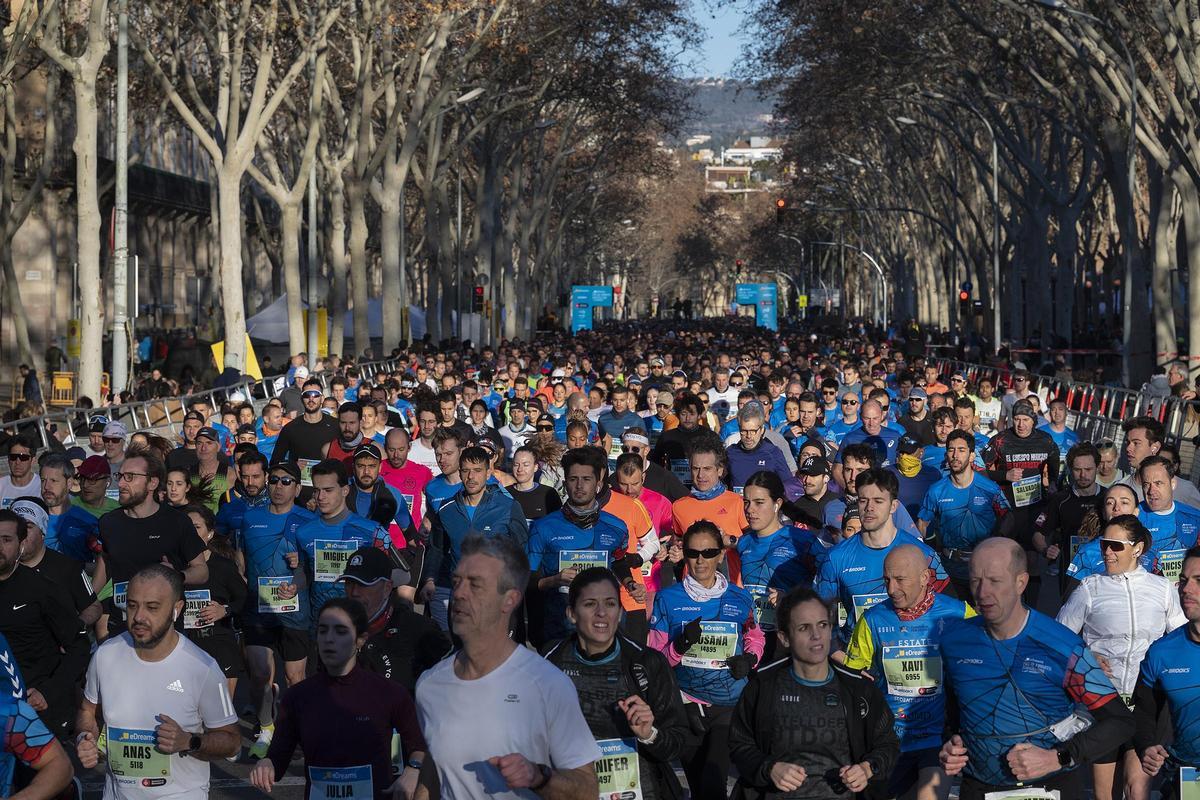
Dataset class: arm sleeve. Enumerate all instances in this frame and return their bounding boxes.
[860,680,900,780]
[1054,581,1090,634]
[1133,662,1165,753]
[223,561,248,616]
[506,502,530,550]
[4,698,55,767]
[269,426,292,465]
[1044,440,1061,487]
[728,679,774,788]
[741,608,765,664]
[647,593,680,667]
[198,660,238,729]
[1060,644,1135,763]
[42,597,89,692]
[525,521,544,574]
[918,486,938,524]
[0,634,24,700]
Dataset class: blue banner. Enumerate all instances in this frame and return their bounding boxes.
[734,283,778,331]
[570,285,614,334]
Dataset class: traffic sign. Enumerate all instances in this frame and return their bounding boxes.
[797,295,808,308]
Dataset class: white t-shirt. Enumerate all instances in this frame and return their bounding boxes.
[85,633,237,800]
[416,645,600,800]
[409,438,439,472]
[0,474,40,509]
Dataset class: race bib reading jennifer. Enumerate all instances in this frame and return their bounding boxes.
[595,738,642,800]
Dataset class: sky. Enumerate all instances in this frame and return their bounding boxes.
[688,0,750,77]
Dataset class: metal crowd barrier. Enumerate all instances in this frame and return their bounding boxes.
[0,356,407,455]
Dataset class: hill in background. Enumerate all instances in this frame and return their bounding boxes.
[671,78,777,150]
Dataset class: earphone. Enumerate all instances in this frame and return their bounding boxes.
[172,610,179,622]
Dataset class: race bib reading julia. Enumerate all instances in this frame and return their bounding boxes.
[108,726,171,788]
[258,577,299,614]
[681,620,739,670]
[595,738,642,800]
[308,764,371,800]
[881,644,942,698]
[314,540,357,582]
[1011,475,1043,508]
[183,589,212,630]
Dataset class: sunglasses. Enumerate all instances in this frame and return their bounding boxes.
[951,377,965,383]
[1099,538,1138,552]
[822,389,838,395]
[6,453,32,462]
[841,400,858,407]
[102,437,124,444]
[302,391,323,398]
[621,445,645,453]
[683,547,722,560]
[536,425,555,432]
[268,475,298,486]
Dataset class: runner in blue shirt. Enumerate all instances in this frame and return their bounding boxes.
[939,538,1133,798]
[738,471,828,661]
[1038,397,1080,473]
[835,399,902,471]
[597,385,644,467]
[818,392,861,447]
[214,451,270,536]
[1136,455,1200,582]
[845,544,975,799]
[890,435,944,521]
[920,407,956,473]
[1066,483,1148,593]
[817,468,948,642]
[39,454,99,563]
[286,460,392,633]
[1135,546,1200,799]
[919,430,1009,597]
[423,428,467,518]
[238,461,314,759]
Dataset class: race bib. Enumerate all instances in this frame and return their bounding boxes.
[314,540,357,582]
[113,581,129,611]
[308,765,371,800]
[183,589,212,630]
[1180,767,1200,800]
[609,438,624,459]
[881,644,942,698]
[851,592,888,624]
[744,583,776,629]
[1158,548,1186,582]
[257,577,299,614]
[982,791,1059,800]
[400,493,415,514]
[681,620,739,669]
[557,550,609,593]
[298,459,320,488]
[1011,475,1043,508]
[837,602,848,629]
[1069,535,1084,561]
[107,726,171,788]
[595,738,641,800]
[670,459,691,484]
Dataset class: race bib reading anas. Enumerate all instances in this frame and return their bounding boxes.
[681,620,739,669]
[595,738,641,800]
[308,765,371,800]
[881,645,942,698]
[258,577,299,614]
[314,540,357,582]
[108,727,171,788]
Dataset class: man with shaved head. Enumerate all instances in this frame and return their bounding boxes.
[937,537,1134,799]
[845,544,974,800]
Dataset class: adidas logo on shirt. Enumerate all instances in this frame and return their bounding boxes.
[166,680,184,693]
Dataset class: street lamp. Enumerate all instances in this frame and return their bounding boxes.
[1033,0,1139,384]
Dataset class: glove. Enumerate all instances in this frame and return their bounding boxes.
[612,551,644,577]
[672,617,703,655]
[726,653,758,680]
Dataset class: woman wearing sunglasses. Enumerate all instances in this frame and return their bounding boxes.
[1064,484,1143,598]
[1056,515,1185,800]
[544,568,690,800]
[648,520,763,800]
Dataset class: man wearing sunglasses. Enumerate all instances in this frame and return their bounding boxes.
[0,438,39,509]
[819,391,862,448]
[239,460,315,759]
[270,378,338,467]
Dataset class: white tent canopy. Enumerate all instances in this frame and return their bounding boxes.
[246,293,426,343]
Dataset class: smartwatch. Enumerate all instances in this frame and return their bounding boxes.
[406,757,424,770]
[530,763,553,791]
[1056,746,1073,769]
[182,734,202,756]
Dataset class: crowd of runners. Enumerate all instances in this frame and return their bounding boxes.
[0,317,1196,800]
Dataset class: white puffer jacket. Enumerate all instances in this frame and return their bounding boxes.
[1056,566,1186,696]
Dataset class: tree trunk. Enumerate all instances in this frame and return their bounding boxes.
[346,177,370,356]
[1178,175,1200,371]
[1151,169,1179,363]
[279,202,305,355]
[216,168,247,370]
[74,75,104,400]
[327,169,348,360]
[379,161,403,350]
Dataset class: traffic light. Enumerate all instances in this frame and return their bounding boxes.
[735,259,744,271]
[775,197,787,225]
[472,285,484,312]
[958,289,970,316]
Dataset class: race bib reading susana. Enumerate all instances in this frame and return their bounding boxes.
[681,620,739,670]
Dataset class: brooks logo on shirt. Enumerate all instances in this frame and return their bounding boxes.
[166,679,184,693]
[1164,668,1191,674]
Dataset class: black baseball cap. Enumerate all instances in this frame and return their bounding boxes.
[898,435,923,455]
[799,456,832,477]
[337,547,393,586]
[270,461,302,481]
[195,426,220,441]
[353,442,383,461]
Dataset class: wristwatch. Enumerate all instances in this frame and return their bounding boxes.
[529,763,553,792]
[1055,746,1073,769]
[406,757,424,770]
[181,734,202,757]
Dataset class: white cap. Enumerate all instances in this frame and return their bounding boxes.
[11,499,47,535]
[293,365,310,382]
[102,420,128,439]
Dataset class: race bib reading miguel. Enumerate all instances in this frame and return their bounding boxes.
[881,644,942,698]
[107,726,171,788]
[308,765,371,799]
[595,738,642,800]
[681,620,739,669]
[314,540,357,582]
[257,577,299,614]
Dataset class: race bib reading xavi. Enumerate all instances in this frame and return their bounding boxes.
[595,738,642,800]
[107,726,171,788]
[881,644,942,698]
[681,620,739,670]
